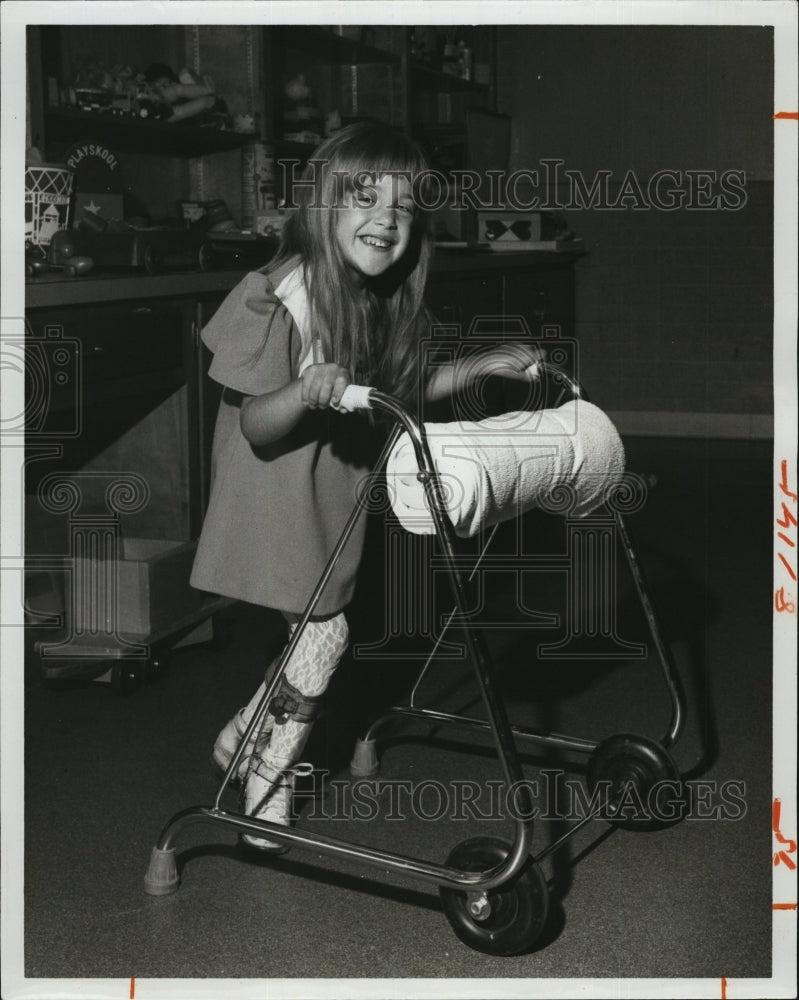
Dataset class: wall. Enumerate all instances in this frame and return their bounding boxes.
[497,25,774,437]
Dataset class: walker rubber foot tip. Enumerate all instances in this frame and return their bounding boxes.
[349,738,379,777]
[144,846,179,896]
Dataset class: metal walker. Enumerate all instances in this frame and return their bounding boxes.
[144,365,686,956]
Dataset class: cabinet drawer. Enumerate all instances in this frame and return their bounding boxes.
[28,303,184,388]
[24,300,193,540]
[25,302,187,437]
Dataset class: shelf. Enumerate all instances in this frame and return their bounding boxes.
[44,109,256,157]
[273,139,319,157]
[273,25,400,66]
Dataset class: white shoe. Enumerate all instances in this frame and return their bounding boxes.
[241,758,313,853]
[212,710,272,784]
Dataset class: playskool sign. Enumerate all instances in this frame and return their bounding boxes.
[66,143,119,173]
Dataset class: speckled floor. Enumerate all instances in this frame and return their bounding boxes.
[13,437,776,995]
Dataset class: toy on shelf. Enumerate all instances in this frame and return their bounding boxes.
[282,74,323,144]
[25,161,75,247]
[139,63,227,125]
[25,235,94,278]
[50,216,214,275]
[62,57,244,131]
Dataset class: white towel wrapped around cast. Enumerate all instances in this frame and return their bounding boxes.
[386,399,625,537]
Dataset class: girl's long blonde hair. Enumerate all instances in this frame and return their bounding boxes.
[268,122,434,408]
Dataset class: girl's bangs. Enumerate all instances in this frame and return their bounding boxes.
[324,127,430,200]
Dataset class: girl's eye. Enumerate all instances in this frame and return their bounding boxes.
[353,189,376,207]
[395,202,415,216]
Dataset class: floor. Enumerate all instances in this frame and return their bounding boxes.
[8,437,781,997]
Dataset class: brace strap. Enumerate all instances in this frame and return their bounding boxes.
[268,677,323,724]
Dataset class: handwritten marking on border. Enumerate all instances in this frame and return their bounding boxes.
[772,798,797,870]
[775,461,797,608]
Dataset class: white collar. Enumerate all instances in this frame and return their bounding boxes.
[273,264,324,374]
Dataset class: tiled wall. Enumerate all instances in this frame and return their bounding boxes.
[569,180,773,430]
[497,24,776,437]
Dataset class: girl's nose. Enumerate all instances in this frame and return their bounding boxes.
[373,203,397,227]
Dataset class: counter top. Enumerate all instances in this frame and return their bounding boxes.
[25,267,248,310]
[25,248,585,310]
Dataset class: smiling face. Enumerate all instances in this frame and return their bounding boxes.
[334,173,416,282]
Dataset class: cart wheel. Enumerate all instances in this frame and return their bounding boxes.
[587,733,682,830]
[145,649,170,682]
[111,661,144,695]
[439,837,549,956]
[198,241,214,272]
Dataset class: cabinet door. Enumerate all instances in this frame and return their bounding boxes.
[425,273,503,334]
[422,272,506,422]
[502,266,575,338]
[25,302,193,544]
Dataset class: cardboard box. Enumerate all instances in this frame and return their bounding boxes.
[73,538,203,637]
[476,210,543,248]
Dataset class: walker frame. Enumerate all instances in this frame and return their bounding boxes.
[144,365,687,956]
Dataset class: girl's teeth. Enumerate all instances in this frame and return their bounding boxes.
[362,236,390,248]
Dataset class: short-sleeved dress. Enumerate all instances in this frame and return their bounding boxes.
[190,258,377,617]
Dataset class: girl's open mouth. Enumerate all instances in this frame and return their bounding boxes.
[360,235,394,249]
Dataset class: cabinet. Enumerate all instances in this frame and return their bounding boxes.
[23,275,234,688]
[427,254,578,338]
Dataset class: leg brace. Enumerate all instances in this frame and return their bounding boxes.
[268,677,323,724]
[266,612,349,722]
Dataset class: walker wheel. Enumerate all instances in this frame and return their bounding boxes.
[587,733,682,830]
[439,837,549,956]
[111,660,144,695]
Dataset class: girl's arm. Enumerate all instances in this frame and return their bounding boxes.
[240,363,351,446]
[425,342,545,403]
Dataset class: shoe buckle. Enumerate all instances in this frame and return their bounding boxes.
[290,762,315,778]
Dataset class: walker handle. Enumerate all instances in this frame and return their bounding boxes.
[335,384,374,412]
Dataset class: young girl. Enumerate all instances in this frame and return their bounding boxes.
[191,121,539,851]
